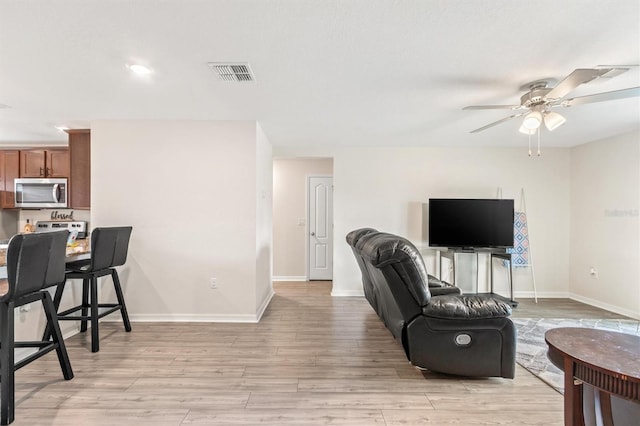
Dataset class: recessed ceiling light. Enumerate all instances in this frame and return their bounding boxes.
[126,63,153,76]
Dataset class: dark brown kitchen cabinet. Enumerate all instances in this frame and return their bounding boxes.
[20,149,69,178]
[67,129,90,209]
[0,138,87,209]
[0,150,20,208]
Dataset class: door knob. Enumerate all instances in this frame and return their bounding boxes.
[310,232,315,236]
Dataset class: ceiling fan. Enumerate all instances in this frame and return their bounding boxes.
[463,67,640,135]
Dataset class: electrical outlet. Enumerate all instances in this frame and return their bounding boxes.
[210,277,218,289]
[589,267,598,278]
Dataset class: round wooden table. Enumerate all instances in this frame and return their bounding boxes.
[545,327,640,426]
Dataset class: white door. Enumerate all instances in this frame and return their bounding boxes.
[308,176,333,280]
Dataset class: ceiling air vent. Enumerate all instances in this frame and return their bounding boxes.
[208,63,255,82]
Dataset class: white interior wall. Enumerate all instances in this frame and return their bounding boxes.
[91,120,271,321]
[569,130,640,319]
[272,157,333,279]
[255,123,274,315]
[275,145,571,298]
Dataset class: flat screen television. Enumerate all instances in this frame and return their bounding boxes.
[428,198,514,249]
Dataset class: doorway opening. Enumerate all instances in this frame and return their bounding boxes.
[272,158,334,288]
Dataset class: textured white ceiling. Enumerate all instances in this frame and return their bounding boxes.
[1,0,638,148]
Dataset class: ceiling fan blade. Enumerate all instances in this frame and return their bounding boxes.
[469,112,527,133]
[596,67,630,79]
[546,68,612,100]
[463,105,523,110]
[562,86,640,106]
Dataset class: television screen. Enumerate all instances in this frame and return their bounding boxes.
[428,198,514,248]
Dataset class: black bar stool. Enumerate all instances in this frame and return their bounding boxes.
[51,226,132,353]
[0,231,74,425]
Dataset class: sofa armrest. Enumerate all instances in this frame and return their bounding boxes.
[422,295,512,319]
[427,274,460,295]
[430,286,461,296]
[427,274,450,288]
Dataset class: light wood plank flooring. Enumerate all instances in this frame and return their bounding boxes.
[12,281,625,425]
[512,297,631,319]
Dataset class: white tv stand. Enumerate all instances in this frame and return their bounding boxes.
[434,247,517,307]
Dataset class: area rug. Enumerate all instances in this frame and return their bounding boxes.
[513,318,640,394]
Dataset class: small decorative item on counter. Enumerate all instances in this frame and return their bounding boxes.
[23,219,34,233]
[67,229,79,247]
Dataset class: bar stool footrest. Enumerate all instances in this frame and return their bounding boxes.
[14,345,57,370]
[57,304,123,321]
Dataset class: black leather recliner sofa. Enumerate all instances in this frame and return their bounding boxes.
[346,228,461,312]
[346,228,380,309]
[347,229,516,378]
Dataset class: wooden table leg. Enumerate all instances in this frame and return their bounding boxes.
[564,358,585,426]
[598,390,614,426]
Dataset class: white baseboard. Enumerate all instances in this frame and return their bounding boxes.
[63,328,80,340]
[272,276,307,282]
[256,289,275,321]
[335,290,569,299]
[103,291,277,324]
[118,313,262,323]
[513,291,570,299]
[569,293,640,320]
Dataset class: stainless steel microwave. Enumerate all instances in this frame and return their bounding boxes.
[14,178,68,208]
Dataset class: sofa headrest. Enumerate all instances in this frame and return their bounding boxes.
[345,228,378,248]
[358,233,418,266]
[359,232,431,306]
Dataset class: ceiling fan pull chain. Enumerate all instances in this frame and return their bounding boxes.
[528,133,532,157]
[537,128,541,156]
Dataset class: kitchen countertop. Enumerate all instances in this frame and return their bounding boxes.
[0,237,90,267]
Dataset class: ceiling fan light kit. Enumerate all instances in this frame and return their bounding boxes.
[543,111,566,131]
[463,67,640,154]
[522,110,542,130]
[519,123,537,135]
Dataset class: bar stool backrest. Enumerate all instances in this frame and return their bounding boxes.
[89,227,133,271]
[2,231,68,301]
